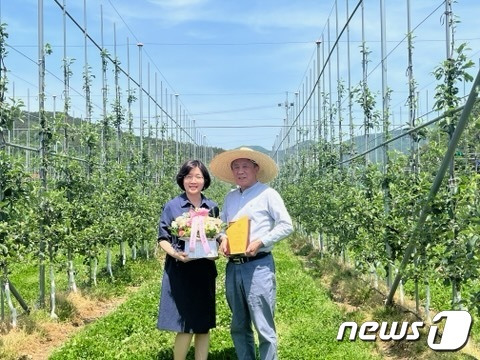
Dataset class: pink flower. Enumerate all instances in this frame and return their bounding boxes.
[169,209,225,239]
[189,208,209,218]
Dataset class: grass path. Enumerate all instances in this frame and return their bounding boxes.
[4,236,478,359]
[48,240,379,359]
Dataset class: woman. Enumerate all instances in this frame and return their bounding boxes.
[156,160,219,360]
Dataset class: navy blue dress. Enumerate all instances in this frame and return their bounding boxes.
[156,193,219,333]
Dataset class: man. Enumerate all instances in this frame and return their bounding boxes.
[210,147,293,360]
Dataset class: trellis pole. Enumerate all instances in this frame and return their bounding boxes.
[327,19,334,149]
[26,89,31,172]
[322,36,327,145]
[293,88,297,158]
[316,40,322,149]
[155,73,159,183]
[83,0,91,124]
[309,68,312,164]
[161,80,165,172]
[165,88,169,156]
[380,0,393,289]
[335,1,343,165]
[127,37,132,136]
[101,6,115,281]
[346,0,354,157]
[138,42,144,154]
[360,1,368,164]
[147,63,151,160]
[192,118,196,159]
[175,93,179,166]
[101,7,108,170]
[61,0,70,156]
[386,65,480,307]
[405,0,425,317]
[114,23,122,165]
[38,0,47,309]
[444,0,463,310]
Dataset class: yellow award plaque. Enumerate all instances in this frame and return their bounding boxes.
[226,216,250,255]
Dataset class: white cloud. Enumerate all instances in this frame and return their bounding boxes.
[147,0,207,8]
[4,0,480,150]
[233,6,326,32]
[109,0,326,34]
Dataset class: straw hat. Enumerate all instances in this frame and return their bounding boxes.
[209,147,278,184]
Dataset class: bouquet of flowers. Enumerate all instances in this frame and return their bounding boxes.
[170,208,225,258]
[170,208,224,238]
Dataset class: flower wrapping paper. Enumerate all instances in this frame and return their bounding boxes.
[170,208,224,259]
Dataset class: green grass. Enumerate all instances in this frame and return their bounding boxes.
[290,232,479,360]
[0,245,165,360]
[7,246,160,311]
[402,276,480,345]
[7,234,479,359]
[274,243,379,360]
[1,247,163,345]
[48,240,380,360]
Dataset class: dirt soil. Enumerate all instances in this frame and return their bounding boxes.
[301,252,480,360]
[1,291,129,360]
[3,248,479,360]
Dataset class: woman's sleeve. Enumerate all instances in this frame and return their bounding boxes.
[157,202,173,242]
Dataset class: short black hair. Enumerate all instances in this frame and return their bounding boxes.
[176,159,211,191]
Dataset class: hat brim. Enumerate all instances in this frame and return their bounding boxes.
[209,147,278,184]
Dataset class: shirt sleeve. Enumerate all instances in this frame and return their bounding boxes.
[219,195,230,234]
[261,189,293,248]
[220,209,227,224]
[157,201,173,242]
[219,192,230,224]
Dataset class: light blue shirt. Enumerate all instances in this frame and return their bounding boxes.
[221,181,293,253]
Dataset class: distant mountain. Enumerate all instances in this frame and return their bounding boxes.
[12,110,224,158]
[239,145,271,156]
[272,129,413,163]
[347,128,413,163]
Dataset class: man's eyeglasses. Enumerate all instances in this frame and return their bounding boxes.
[185,175,204,181]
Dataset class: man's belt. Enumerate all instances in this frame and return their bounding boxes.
[228,252,271,264]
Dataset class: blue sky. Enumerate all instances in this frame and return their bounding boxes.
[1,0,480,151]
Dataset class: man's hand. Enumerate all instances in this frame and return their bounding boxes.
[218,235,230,256]
[245,239,263,257]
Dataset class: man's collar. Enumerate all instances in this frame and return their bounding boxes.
[239,181,260,194]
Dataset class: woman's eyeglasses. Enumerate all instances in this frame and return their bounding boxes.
[185,175,204,181]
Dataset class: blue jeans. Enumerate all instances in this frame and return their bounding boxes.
[225,254,277,360]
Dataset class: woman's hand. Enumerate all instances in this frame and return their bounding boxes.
[173,251,191,262]
[158,239,191,262]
